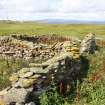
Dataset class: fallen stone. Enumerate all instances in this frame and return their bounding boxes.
[21,78,36,88]
[18,68,30,74]
[9,73,19,83]
[29,74,41,79]
[30,67,49,74]
[25,102,36,105]
[3,88,29,104]
[19,72,33,78]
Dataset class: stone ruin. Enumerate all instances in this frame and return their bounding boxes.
[0,35,77,61]
[0,33,96,105]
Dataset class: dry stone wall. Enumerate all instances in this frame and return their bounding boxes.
[0,33,96,105]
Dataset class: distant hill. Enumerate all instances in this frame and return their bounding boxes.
[0,19,105,24]
[37,19,105,24]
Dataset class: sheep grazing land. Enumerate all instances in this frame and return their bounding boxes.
[0,21,105,105]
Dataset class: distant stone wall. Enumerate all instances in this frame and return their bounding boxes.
[11,34,72,44]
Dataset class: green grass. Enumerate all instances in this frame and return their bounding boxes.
[0,21,105,39]
[78,46,105,105]
[0,58,29,90]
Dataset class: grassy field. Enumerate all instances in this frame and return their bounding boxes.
[0,21,105,39]
[0,21,105,105]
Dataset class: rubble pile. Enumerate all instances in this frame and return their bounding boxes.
[0,36,54,61]
[0,35,80,62]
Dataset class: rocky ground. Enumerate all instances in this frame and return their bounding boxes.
[0,33,96,105]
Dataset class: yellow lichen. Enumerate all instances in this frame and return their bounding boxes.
[70,47,79,51]
[21,79,35,88]
[73,54,80,59]
[9,74,19,82]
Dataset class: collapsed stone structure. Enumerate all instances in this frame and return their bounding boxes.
[0,33,96,105]
[0,35,77,61]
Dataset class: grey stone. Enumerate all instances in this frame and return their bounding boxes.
[20,72,33,78]
[14,78,35,88]
[29,74,41,79]
[12,81,22,88]
[3,88,29,104]
[16,102,24,105]
[30,67,49,73]
[80,33,96,54]
[25,102,36,105]
[18,68,30,74]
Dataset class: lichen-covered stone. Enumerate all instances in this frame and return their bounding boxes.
[3,88,29,104]
[29,74,41,79]
[70,47,79,52]
[30,67,49,73]
[80,33,96,54]
[19,72,33,78]
[72,54,80,59]
[9,74,19,83]
[18,68,30,74]
[21,78,35,88]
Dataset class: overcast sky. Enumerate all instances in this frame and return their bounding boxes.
[0,0,105,21]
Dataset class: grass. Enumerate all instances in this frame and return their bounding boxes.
[0,58,29,90]
[0,21,105,39]
[78,45,105,105]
